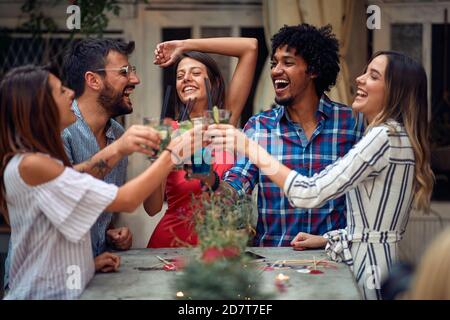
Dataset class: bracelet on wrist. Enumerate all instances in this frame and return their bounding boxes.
[164,147,182,165]
[211,170,220,191]
[200,170,220,192]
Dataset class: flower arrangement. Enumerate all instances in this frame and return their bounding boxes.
[194,189,253,255]
[173,188,270,300]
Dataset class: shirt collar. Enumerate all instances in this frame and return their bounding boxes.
[274,94,332,126]
[72,99,117,140]
[71,99,83,119]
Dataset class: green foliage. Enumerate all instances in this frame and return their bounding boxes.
[20,0,126,37]
[20,0,58,36]
[172,188,270,300]
[77,0,121,37]
[192,189,254,253]
[174,258,271,300]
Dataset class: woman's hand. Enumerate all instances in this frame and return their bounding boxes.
[167,125,206,165]
[153,40,185,68]
[94,252,121,273]
[290,232,327,251]
[205,124,250,157]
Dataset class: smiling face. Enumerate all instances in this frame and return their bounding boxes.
[97,50,140,117]
[176,57,209,112]
[48,73,76,130]
[271,45,315,107]
[352,55,388,122]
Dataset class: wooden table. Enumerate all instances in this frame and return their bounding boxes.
[80,247,361,300]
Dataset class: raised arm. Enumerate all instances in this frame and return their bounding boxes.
[107,126,203,213]
[251,128,390,208]
[20,127,196,215]
[207,125,391,209]
[73,125,161,179]
[154,37,258,126]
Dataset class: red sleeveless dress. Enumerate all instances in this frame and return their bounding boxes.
[147,151,233,248]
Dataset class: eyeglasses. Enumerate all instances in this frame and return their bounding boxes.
[94,65,137,78]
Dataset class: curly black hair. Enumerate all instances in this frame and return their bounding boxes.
[271,23,340,97]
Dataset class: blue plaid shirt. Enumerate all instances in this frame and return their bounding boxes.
[224,95,364,246]
[62,100,127,256]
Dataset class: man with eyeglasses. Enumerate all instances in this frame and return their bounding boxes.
[60,39,158,270]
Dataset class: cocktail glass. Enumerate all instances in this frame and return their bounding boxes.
[143,117,172,162]
[204,108,232,124]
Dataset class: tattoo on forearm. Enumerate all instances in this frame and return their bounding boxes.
[81,158,112,178]
[93,159,111,177]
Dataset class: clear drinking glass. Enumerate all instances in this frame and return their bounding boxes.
[204,109,232,124]
[176,117,211,175]
[143,117,172,162]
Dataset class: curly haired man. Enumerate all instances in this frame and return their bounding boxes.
[223,24,365,247]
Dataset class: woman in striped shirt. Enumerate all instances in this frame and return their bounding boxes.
[0,65,198,299]
[207,51,434,299]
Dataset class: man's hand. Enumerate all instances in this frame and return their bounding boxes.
[115,125,161,157]
[107,227,133,250]
[95,252,120,273]
[290,232,327,251]
[206,124,250,157]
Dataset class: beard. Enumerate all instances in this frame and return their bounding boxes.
[97,81,134,117]
[274,96,294,107]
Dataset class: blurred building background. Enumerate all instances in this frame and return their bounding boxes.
[0,1,449,294]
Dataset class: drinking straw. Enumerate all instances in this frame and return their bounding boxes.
[204,78,213,110]
[176,102,183,122]
[185,97,196,120]
[160,85,172,120]
[177,102,185,122]
[179,99,191,121]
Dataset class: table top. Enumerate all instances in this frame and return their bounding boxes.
[80,247,361,300]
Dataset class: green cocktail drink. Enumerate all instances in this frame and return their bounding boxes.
[204,107,231,124]
[143,117,172,162]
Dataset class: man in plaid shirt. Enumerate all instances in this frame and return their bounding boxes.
[223,24,364,247]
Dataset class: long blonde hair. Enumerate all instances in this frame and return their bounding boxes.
[409,228,450,299]
[367,51,434,213]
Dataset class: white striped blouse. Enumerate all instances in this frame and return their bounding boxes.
[3,154,118,300]
[283,120,415,299]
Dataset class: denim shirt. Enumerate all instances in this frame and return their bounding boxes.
[61,100,127,256]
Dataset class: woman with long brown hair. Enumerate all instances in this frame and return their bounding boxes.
[0,65,198,299]
[208,51,434,299]
[145,38,257,248]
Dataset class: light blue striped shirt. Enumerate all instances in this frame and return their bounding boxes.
[61,100,127,256]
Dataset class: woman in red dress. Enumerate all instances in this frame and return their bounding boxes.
[146,37,258,247]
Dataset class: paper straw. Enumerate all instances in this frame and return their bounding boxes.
[186,97,196,120]
[179,99,191,121]
[204,78,213,110]
[160,85,172,120]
